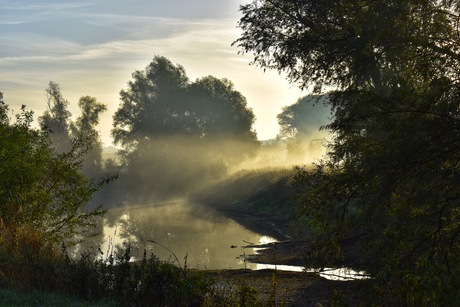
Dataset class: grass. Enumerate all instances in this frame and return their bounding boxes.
[191,167,299,219]
[0,289,116,307]
[0,225,263,306]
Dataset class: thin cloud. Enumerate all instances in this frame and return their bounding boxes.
[0,1,306,143]
[0,20,31,24]
[0,18,237,64]
[1,2,94,11]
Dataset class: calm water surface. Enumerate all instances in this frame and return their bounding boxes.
[94,201,369,280]
[101,201,276,270]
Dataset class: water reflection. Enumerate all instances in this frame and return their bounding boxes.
[253,264,370,281]
[80,201,369,280]
[100,201,277,270]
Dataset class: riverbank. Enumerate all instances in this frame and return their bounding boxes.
[207,269,370,306]
[189,167,373,305]
[207,214,372,306]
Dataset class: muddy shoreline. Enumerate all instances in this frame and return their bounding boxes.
[211,208,371,305]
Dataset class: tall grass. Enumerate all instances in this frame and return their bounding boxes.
[0,225,262,306]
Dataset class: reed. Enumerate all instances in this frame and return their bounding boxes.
[0,228,263,306]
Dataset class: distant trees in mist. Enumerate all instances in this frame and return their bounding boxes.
[1,56,331,207]
[39,81,107,179]
[277,95,331,162]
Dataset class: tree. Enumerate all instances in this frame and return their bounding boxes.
[0,93,107,243]
[111,56,258,200]
[236,1,460,304]
[39,81,72,152]
[38,83,107,178]
[187,75,258,162]
[234,0,460,92]
[112,56,257,153]
[277,95,331,161]
[277,95,330,139]
[112,56,189,149]
[73,96,107,177]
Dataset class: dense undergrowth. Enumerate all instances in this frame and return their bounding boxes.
[0,226,262,306]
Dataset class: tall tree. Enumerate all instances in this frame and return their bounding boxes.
[187,76,258,162]
[277,95,331,139]
[234,0,459,92]
[73,96,107,176]
[236,1,460,303]
[112,56,189,149]
[277,95,331,160]
[111,56,258,200]
[39,81,72,152]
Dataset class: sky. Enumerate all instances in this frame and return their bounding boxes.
[0,0,306,145]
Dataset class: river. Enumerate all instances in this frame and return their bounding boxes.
[99,201,277,270]
[75,200,369,280]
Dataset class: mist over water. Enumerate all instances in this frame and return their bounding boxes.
[100,201,277,270]
[86,95,334,270]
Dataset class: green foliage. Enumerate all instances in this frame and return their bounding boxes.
[0,95,108,243]
[0,226,64,291]
[236,0,460,304]
[0,92,9,125]
[234,0,460,92]
[112,56,257,150]
[0,288,117,307]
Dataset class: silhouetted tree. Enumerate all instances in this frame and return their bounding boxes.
[112,56,189,149]
[38,83,108,179]
[39,81,72,152]
[187,75,258,162]
[111,56,258,200]
[277,95,331,161]
[277,95,331,139]
[73,96,107,177]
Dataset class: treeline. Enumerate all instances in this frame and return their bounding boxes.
[0,53,328,243]
[0,55,273,305]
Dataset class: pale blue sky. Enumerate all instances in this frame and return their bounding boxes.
[0,0,305,144]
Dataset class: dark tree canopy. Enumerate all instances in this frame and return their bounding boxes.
[188,76,256,139]
[237,1,460,304]
[234,0,460,92]
[112,56,189,148]
[187,76,259,161]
